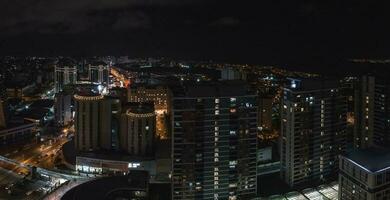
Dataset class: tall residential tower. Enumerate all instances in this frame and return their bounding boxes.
[172,81,257,200]
[54,59,77,93]
[280,78,348,187]
[88,62,110,87]
[354,75,390,149]
[74,91,112,151]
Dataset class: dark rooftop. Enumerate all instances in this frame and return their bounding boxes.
[89,61,107,66]
[29,99,54,109]
[62,172,149,200]
[17,107,50,120]
[285,78,341,91]
[344,148,390,172]
[0,120,34,132]
[173,80,252,98]
[75,86,101,96]
[77,149,154,162]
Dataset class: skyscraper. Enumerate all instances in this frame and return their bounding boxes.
[354,75,390,149]
[54,91,73,126]
[54,59,77,93]
[128,84,172,139]
[280,78,347,187]
[74,91,112,151]
[120,103,156,156]
[88,62,110,87]
[339,148,390,199]
[258,95,273,131]
[172,81,257,200]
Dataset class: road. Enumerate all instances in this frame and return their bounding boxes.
[0,135,71,200]
[0,135,68,176]
[0,166,49,200]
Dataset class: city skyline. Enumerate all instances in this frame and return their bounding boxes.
[1,1,390,199]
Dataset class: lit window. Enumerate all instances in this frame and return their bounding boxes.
[128,163,141,168]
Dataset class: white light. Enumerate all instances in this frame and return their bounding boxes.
[128,162,141,168]
[98,85,103,92]
[291,81,297,88]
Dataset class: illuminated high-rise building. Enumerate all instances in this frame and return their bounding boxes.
[54,59,77,93]
[74,91,112,151]
[128,84,171,139]
[280,78,348,187]
[258,95,273,132]
[120,103,156,156]
[172,81,257,200]
[54,91,73,126]
[88,62,110,87]
[354,75,390,149]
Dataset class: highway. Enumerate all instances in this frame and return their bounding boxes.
[0,136,68,175]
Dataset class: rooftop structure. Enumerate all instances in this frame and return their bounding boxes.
[62,172,149,200]
[252,182,339,200]
[343,148,390,172]
[339,148,390,199]
[280,78,348,187]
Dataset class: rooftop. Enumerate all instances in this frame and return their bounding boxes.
[173,80,252,97]
[77,149,155,162]
[344,148,390,172]
[254,182,339,200]
[17,107,50,121]
[0,120,35,132]
[124,102,155,115]
[74,86,102,98]
[62,172,149,200]
[285,78,341,91]
[29,99,54,109]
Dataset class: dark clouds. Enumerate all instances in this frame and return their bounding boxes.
[0,0,389,69]
[0,0,215,34]
[210,17,240,27]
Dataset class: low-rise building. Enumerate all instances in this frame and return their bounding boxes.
[0,121,36,146]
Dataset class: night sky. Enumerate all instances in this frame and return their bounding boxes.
[0,0,389,71]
